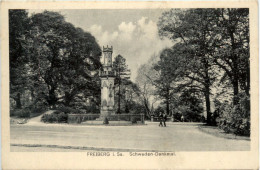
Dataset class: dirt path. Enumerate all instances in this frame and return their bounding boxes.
[26,110,56,125]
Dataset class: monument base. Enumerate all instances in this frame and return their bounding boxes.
[96,108,115,121]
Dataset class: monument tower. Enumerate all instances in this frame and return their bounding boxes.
[99,45,116,118]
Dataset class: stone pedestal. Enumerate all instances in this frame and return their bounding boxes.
[97,106,115,120]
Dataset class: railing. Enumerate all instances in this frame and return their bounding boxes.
[151,115,173,122]
[68,114,145,124]
[107,114,144,123]
[68,114,100,124]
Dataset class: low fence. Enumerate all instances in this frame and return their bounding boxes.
[107,114,144,123]
[68,114,100,124]
[151,116,174,122]
[68,114,144,124]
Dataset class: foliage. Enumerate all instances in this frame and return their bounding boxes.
[9,10,30,109]
[84,105,100,114]
[113,54,131,84]
[213,9,250,99]
[173,112,182,122]
[156,8,250,125]
[151,47,186,115]
[127,102,146,118]
[135,56,158,118]
[57,106,79,114]
[178,89,204,122]
[131,117,137,124]
[153,106,165,116]
[9,10,102,112]
[10,108,30,118]
[41,111,68,123]
[158,9,218,124]
[217,93,250,136]
[113,55,131,114]
[26,11,102,108]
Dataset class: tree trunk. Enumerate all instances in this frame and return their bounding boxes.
[15,93,22,109]
[233,78,239,104]
[204,64,211,125]
[166,87,170,115]
[232,57,239,104]
[118,80,121,114]
[204,86,211,125]
[48,88,57,109]
[245,59,250,96]
[229,25,239,104]
[202,56,211,125]
[143,98,151,118]
[30,89,35,103]
[64,93,72,106]
[166,99,170,116]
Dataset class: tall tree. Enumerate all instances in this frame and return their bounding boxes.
[9,10,30,109]
[158,9,218,124]
[113,55,130,114]
[58,28,102,107]
[24,11,101,108]
[135,55,158,118]
[213,8,249,102]
[120,80,140,113]
[151,47,185,115]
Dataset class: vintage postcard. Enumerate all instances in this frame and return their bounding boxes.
[1,1,259,169]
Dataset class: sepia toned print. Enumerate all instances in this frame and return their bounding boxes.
[9,8,250,152]
[1,1,259,169]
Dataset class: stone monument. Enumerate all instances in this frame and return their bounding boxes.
[99,45,116,118]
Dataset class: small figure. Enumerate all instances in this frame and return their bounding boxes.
[181,115,184,122]
[158,112,163,127]
[163,113,167,127]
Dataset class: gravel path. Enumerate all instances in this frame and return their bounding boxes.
[10,122,250,152]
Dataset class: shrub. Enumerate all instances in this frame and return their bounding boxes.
[10,110,15,117]
[57,106,78,114]
[154,106,165,117]
[103,117,109,124]
[41,111,68,123]
[173,112,182,122]
[84,105,100,114]
[41,114,55,123]
[131,117,137,124]
[27,105,48,118]
[217,93,250,136]
[57,112,68,123]
[10,108,30,118]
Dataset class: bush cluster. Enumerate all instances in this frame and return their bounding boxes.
[10,108,30,118]
[131,117,137,124]
[103,117,109,124]
[57,106,79,114]
[217,93,250,136]
[41,111,68,123]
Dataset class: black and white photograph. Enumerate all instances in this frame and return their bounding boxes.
[1,1,259,169]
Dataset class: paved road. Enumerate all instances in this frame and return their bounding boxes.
[10,122,250,152]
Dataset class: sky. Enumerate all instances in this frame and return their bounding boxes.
[29,9,173,81]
